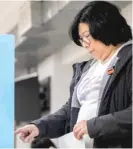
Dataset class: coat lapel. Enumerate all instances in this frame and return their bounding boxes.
[98,44,132,115]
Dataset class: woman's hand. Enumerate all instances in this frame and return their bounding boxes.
[15,124,39,143]
[73,120,88,140]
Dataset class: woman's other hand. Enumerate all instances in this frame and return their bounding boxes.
[73,120,88,140]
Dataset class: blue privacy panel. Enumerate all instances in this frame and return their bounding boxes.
[0,35,14,148]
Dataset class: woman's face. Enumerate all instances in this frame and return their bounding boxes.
[78,23,113,61]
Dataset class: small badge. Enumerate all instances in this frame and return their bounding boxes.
[108,68,115,75]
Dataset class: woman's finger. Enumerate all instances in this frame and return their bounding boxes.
[19,132,28,141]
[20,135,25,142]
[73,126,81,138]
[76,129,85,140]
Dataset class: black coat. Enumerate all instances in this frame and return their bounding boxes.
[32,43,132,148]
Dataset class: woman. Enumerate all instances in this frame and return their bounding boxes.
[15,1,132,148]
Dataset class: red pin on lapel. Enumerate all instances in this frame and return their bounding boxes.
[108,67,115,75]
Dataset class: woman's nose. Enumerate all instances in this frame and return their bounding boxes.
[83,41,90,49]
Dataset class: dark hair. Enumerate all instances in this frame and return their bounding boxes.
[69,1,132,46]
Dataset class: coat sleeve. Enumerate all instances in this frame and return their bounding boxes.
[87,104,132,139]
[31,100,70,138]
[87,60,132,140]
[30,63,78,138]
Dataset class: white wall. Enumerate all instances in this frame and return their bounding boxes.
[0,1,27,34]
[38,51,73,113]
[38,55,54,83]
[121,2,132,27]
